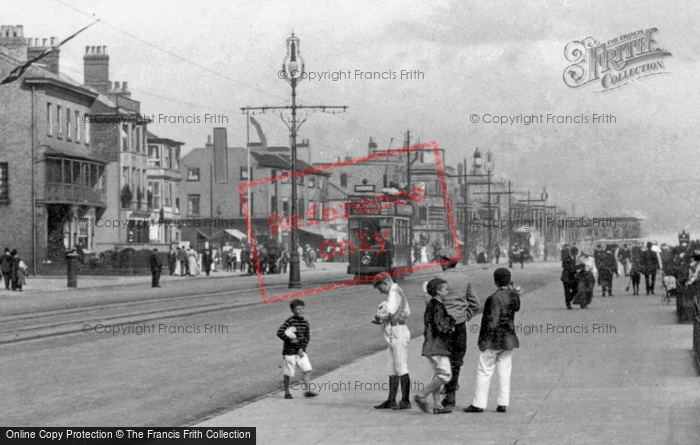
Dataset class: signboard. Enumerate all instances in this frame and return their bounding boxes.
[354,184,375,192]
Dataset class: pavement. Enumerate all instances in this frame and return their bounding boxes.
[8,261,351,293]
[197,263,700,445]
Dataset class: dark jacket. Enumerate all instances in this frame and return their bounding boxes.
[277,315,310,356]
[168,251,178,266]
[641,250,660,274]
[477,288,520,352]
[421,297,456,357]
[149,252,163,271]
[560,255,578,283]
[0,253,12,273]
[177,249,187,262]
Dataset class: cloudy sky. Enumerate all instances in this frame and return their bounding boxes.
[5,0,699,241]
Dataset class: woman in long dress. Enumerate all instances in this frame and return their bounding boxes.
[174,257,182,276]
[187,248,200,276]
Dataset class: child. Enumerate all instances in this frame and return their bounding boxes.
[413,278,456,414]
[464,268,521,414]
[276,299,318,399]
[630,257,642,296]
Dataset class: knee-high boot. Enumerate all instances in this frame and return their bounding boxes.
[374,375,398,409]
[393,374,412,410]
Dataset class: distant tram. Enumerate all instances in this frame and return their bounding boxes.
[346,189,413,277]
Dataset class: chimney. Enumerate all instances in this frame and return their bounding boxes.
[83,45,110,95]
[26,35,60,75]
[0,25,27,62]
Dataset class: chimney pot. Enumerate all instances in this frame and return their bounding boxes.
[102,46,106,54]
[42,38,47,46]
[51,37,57,46]
[114,81,120,89]
[16,25,23,37]
[122,81,128,90]
[85,45,90,54]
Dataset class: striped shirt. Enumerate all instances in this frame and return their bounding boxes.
[277,315,310,356]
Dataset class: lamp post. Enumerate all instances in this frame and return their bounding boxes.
[282,33,305,289]
[485,150,494,261]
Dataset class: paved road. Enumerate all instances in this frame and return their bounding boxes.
[200,263,700,445]
[1,260,549,426]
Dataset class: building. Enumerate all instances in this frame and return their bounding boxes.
[179,133,330,251]
[0,25,105,273]
[146,131,183,244]
[84,46,152,251]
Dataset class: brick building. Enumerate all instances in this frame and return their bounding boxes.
[0,26,105,273]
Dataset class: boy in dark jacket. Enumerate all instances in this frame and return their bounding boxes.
[276,299,317,399]
[464,268,521,414]
[413,278,456,414]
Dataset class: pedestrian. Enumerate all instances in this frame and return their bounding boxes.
[177,246,188,276]
[202,250,213,276]
[599,249,616,297]
[371,272,412,410]
[276,299,318,399]
[187,248,200,276]
[641,242,662,295]
[9,249,22,291]
[423,266,480,408]
[494,245,501,264]
[231,252,238,272]
[573,249,596,309]
[149,248,163,288]
[464,268,521,414]
[629,256,642,295]
[413,278,457,414]
[167,247,177,276]
[619,244,632,277]
[561,246,579,310]
[1,247,12,290]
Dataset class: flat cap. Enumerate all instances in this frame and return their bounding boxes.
[372,272,392,288]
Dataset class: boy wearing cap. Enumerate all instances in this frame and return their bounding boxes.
[413,278,456,414]
[464,268,521,414]
[371,273,412,410]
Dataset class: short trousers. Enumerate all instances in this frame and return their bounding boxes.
[283,353,312,377]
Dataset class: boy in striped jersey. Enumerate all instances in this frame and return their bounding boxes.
[277,299,318,399]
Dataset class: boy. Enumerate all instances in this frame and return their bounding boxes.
[276,299,318,399]
[464,268,521,414]
[414,278,456,414]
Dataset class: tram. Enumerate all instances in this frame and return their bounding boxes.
[346,190,413,277]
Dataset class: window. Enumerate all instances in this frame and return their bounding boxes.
[240,166,252,180]
[340,173,347,188]
[149,181,161,209]
[84,119,90,144]
[134,126,140,153]
[74,110,80,142]
[66,108,71,139]
[187,168,200,181]
[121,124,129,151]
[0,163,8,202]
[271,195,278,214]
[46,103,53,135]
[239,192,254,216]
[187,195,200,216]
[308,176,315,188]
[57,105,62,137]
[175,197,180,213]
[148,144,160,167]
[164,146,171,170]
[164,182,172,207]
[173,148,180,170]
[418,207,427,223]
[122,167,130,185]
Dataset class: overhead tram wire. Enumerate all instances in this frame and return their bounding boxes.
[52,0,410,151]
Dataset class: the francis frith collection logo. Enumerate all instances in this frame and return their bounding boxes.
[563,28,672,92]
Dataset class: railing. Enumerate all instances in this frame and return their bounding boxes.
[45,183,106,206]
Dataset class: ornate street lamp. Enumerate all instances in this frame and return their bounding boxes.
[282,33,305,288]
[485,150,495,260]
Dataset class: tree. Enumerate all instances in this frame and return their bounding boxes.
[120,184,132,208]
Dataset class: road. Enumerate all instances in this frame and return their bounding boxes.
[1,261,554,426]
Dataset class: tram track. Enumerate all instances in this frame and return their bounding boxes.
[0,274,361,346]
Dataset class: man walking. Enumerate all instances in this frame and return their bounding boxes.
[641,242,662,295]
[0,248,12,290]
[149,248,163,288]
[371,273,412,410]
[177,246,188,277]
[561,246,579,309]
[168,247,177,276]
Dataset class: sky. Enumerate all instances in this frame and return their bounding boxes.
[3,0,699,242]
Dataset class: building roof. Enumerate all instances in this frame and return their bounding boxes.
[249,152,331,177]
[146,130,184,146]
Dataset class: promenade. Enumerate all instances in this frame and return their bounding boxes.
[198,264,699,445]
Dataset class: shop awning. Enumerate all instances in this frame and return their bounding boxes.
[224,229,248,239]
